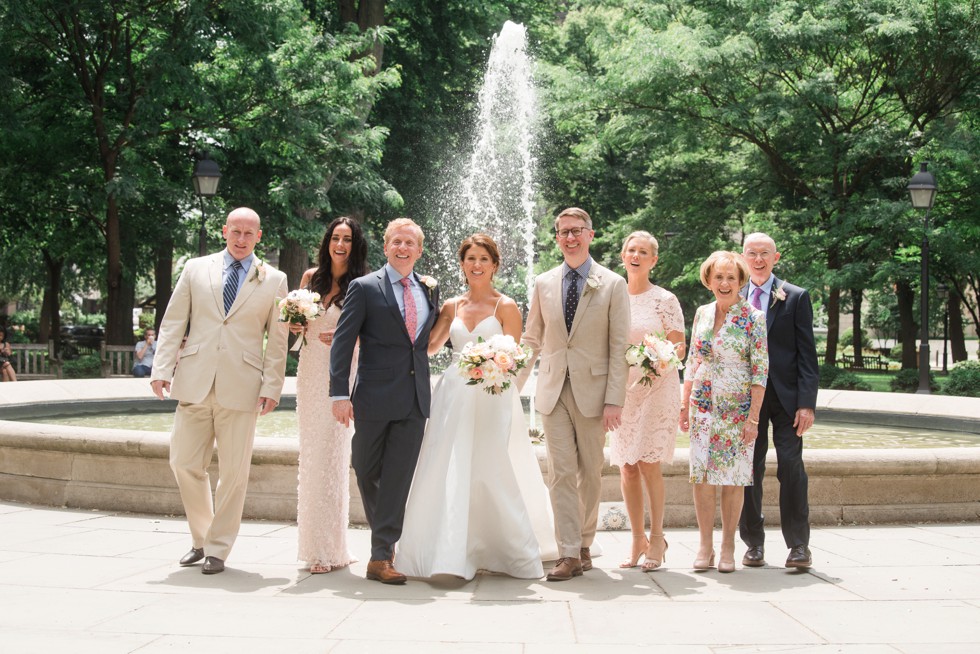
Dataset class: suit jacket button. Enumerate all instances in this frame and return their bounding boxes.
[409,370,415,376]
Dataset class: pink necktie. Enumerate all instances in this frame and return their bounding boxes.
[751,286,764,310]
[399,277,417,343]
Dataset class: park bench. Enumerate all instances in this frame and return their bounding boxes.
[838,353,889,372]
[10,342,63,380]
[101,344,135,378]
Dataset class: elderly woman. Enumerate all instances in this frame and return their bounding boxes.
[611,231,685,571]
[679,251,768,573]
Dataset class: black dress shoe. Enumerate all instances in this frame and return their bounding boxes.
[785,545,812,569]
[202,556,225,575]
[742,545,765,567]
[179,548,205,566]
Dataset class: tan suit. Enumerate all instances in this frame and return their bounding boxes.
[522,262,630,557]
[152,252,289,560]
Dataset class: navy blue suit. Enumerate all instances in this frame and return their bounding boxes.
[330,268,438,561]
[739,276,819,549]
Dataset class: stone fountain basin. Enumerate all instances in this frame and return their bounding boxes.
[1,379,978,526]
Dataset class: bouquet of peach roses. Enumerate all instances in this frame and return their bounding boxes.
[277,289,321,350]
[625,332,683,387]
[457,334,532,395]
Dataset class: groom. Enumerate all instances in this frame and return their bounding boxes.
[330,217,438,584]
[521,207,630,581]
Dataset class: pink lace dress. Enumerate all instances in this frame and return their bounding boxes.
[610,286,685,467]
[296,303,357,569]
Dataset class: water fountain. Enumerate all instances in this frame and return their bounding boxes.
[426,20,540,308]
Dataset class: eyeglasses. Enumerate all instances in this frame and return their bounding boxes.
[556,227,589,239]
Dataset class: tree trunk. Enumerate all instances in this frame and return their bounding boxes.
[279,237,310,292]
[851,288,863,367]
[825,287,839,365]
[895,281,917,369]
[40,251,63,350]
[154,234,174,333]
[104,195,135,345]
[949,292,968,363]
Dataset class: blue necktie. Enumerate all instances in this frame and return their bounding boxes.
[564,269,579,333]
[223,260,243,314]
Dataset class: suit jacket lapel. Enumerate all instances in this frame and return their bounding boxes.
[569,269,597,338]
[379,270,412,342]
[547,268,567,338]
[766,275,780,329]
[209,254,225,314]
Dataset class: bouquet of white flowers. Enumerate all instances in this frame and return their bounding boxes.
[457,334,532,395]
[625,332,683,387]
[277,289,321,349]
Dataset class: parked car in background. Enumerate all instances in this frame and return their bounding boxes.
[59,325,105,359]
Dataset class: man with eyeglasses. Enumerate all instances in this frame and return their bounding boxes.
[738,232,819,569]
[520,207,630,581]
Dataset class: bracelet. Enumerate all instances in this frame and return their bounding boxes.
[748,417,760,425]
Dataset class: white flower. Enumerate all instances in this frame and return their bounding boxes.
[584,272,601,292]
[771,283,787,306]
[252,261,267,282]
[419,275,438,290]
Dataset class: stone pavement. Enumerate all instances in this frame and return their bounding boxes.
[1,501,978,652]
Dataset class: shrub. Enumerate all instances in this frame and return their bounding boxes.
[889,344,903,362]
[286,353,299,377]
[943,360,980,398]
[840,327,872,351]
[890,368,938,393]
[818,363,841,389]
[829,371,872,391]
[62,353,103,379]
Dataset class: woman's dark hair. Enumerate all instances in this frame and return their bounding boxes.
[0,325,7,342]
[309,216,368,308]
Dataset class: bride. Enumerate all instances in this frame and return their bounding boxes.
[397,233,557,580]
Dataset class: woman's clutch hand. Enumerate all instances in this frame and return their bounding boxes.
[287,323,306,335]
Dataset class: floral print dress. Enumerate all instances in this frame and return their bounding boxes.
[685,300,768,486]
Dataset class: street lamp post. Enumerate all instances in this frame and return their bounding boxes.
[192,153,222,257]
[906,162,938,394]
[937,283,949,374]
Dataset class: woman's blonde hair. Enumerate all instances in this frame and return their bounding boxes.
[699,250,749,289]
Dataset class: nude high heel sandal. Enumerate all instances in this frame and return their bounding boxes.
[693,550,716,570]
[642,535,668,572]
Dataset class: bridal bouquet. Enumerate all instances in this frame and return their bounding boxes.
[457,334,532,395]
[277,289,321,349]
[625,332,683,387]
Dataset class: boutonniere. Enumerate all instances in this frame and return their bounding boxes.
[771,283,787,307]
[584,272,601,293]
[419,275,438,290]
[251,260,267,283]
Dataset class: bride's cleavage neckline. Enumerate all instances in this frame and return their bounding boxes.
[455,315,497,333]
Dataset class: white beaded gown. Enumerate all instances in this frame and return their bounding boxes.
[296,303,357,570]
[397,314,557,580]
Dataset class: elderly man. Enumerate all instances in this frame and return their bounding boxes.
[738,232,819,569]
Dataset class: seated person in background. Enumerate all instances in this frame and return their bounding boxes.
[0,325,16,382]
[133,328,156,377]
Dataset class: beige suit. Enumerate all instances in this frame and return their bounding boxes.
[522,262,630,557]
[152,252,289,560]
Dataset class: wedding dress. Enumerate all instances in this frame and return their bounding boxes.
[397,311,557,580]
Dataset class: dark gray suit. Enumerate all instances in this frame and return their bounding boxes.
[330,267,438,561]
[739,276,819,549]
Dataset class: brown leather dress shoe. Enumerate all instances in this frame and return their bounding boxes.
[742,545,766,567]
[579,547,593,571]
[366,559,407,584]
[785,545,812,569]
[201,556,225,575]
[546,557,583,581]
[179,547,204,566]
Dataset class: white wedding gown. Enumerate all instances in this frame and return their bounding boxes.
[397,314,558,580]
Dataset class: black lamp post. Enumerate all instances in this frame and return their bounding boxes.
[192,153,222,256]
[937,283,949,374]
[906,162,938,394]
